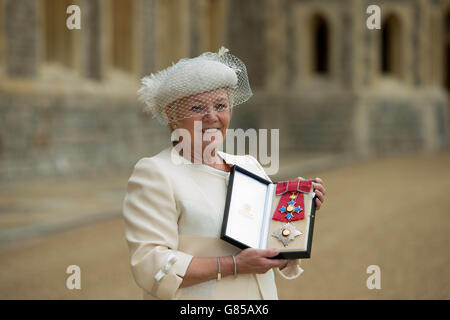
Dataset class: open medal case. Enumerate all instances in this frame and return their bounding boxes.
[220,165,317,259]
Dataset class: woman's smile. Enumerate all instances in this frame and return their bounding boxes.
[202,128,220,133]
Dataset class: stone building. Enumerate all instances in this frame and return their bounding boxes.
[0,0,448,180]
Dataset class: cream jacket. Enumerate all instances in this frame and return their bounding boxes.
[123,147,304,300]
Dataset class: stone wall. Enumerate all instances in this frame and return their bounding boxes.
[0,90,169,180]
[3,0,38,77]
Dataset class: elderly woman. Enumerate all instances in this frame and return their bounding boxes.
[123,47,326,300]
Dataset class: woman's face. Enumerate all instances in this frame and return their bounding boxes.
[168,88,231,152]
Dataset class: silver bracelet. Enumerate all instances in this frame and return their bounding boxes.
[217,257,221,281]
[232,255,238,277]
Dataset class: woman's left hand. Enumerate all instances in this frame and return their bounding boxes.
[297,177,326,210]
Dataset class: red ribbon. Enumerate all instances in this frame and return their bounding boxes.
[272,180,313,222]
[275,180,312,195]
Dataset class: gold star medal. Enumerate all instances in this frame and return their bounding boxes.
[272,223,302,247]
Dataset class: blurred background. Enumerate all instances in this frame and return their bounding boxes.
[0,0,449,299]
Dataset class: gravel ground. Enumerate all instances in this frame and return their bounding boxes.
[0,151,449,299]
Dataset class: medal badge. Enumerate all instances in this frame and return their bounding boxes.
[271,179,313,247]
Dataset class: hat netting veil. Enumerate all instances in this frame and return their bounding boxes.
[138,47,252,125]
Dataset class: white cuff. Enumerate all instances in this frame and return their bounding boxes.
[154,253,178,282]
[152,251,193,299]
[276,259,304,280]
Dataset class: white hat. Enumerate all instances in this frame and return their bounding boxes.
[138,47,252,125]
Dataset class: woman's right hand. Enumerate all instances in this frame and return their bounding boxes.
[235,248,288,274]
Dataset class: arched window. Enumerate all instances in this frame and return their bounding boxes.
[42,0,76,68]
[0,1,4,75]
[381,14,403,77]
[312,14,329,75]
[445,12,450,92]
[111,0,134,73]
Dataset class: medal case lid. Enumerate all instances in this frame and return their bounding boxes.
[220,165,317,259]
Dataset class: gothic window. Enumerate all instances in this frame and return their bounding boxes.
[312,14,329,75]
[381,14,403,78]
[445,12,450,91]
[0,0,4,75]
